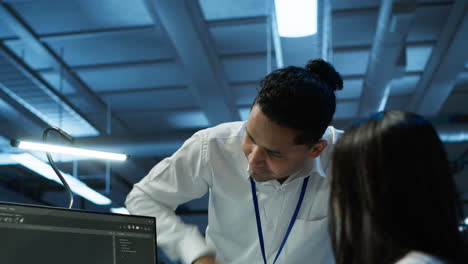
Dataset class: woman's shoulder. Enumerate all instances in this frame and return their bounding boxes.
[395,251,446,264]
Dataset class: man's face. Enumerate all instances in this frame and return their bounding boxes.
[241,104,315,182]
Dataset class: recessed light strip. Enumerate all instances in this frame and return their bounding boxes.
[11,140,128,161]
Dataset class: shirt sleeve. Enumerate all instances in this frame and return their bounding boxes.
[125,131,214,264]
[395,251,445,264]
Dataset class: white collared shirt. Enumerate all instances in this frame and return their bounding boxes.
[125,121,341,264]
[396,251,446,264]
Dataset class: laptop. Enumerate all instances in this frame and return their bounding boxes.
[0,202,157,264]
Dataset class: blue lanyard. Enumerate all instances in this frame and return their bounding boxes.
[249,176,310,264]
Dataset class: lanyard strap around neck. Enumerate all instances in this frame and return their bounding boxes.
[249,176,310,264]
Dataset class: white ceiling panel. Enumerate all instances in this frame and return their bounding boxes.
[337,78,363,100]
[332,10,377,48]
[454,71,468,92]
[222,56,271,83]
[335,100,359,119]
[390,75,420,96]
[117,109,208,132]
[76,62,187,92]
[199,0,266,21]
[385,95,410,111]
[440,92,468,114]
[166,111,210,129]
[101,88,197,112]
[407,4,451,42]
[405,44,433,72]
[43,29,173,67]
[281,35,318,67]
[333,49,370,76]
[210,23,267,55]
[331,0,379,11]
[4,39,55,70]
[231,82,258,106]
[112,110,171,132]
[9,0,152,34]
[66,94,106,114]
[0,19,15,39]
[39,71,75,95]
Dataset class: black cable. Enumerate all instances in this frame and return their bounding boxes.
[43,126,74,209]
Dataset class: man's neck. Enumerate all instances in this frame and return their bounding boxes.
[276,176,289,184]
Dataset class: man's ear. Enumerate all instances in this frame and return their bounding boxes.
[308,140,328,158]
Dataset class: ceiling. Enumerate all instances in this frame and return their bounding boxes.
[0,0,467,227]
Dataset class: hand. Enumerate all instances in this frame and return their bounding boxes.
[192,255,220,264]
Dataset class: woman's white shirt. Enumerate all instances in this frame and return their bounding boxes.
[396,251,445,264]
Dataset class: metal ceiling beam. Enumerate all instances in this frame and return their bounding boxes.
[270,4,283,69]
[36,58,175,72]
[407,0,468,116]
[334,40,435,52]
[0,26,155,44]
[208,16,267,28]
[95,85,187,97]
[0,3,128,134]
[144,0,240,125]
[320,0,333,62]
[332,7,379,16]
[38,26,155,42]
[357,0,416,117]
[220,51,274,60]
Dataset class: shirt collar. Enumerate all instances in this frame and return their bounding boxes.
[281,155,325,184]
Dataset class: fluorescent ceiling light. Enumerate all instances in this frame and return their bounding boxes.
[12,140,128,161]
[111,207,130,215]
[438,132,468,143]
[0,154,16,165]
[274,0,317,38]
[465,217,468,225]
[10,153,112,205]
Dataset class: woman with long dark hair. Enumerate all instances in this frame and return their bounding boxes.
[330,111,466,264]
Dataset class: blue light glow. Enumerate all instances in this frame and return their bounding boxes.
[10,153,112,205]
[439,132,468,143]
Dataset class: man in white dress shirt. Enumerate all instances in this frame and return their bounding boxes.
[125,58,343,264]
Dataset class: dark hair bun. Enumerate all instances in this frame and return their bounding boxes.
[306,58,343,92]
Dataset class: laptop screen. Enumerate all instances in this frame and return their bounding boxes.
[0,202,157,264]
